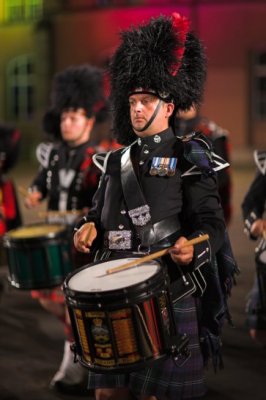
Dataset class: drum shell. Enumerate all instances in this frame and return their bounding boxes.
[3,223,73,290]
[64,258,178,373]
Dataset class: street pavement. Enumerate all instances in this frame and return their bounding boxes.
[0,164,265,400]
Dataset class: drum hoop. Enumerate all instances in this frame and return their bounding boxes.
[77,353,168,374]
[3,223,67,244]
[63,256,168,302]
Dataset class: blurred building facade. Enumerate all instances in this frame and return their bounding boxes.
[0,0,266,160]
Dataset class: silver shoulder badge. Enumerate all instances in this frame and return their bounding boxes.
[36,142,55,168]
[254,150,266,175]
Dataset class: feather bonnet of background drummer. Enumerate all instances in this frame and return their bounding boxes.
[45,64,109,140]
[109,12,207,146]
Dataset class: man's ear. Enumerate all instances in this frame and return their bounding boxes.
[86,116,96,132]
[165,102,175,118]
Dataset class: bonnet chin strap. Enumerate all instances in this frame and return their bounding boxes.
[134,99,163,132]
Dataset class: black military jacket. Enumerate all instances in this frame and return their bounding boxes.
[76,128,226,272]
[29,141,99,215]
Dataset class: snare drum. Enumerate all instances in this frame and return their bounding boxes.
[3,223,73,290]
[64,257,186,374]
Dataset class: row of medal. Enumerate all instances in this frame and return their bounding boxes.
[149,157,177,176]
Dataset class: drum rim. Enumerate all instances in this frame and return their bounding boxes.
[76,352,168,374]
[3,222,67,243]
[63,257,169,305]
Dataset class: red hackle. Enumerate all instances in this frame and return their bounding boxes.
[170,12,190,76]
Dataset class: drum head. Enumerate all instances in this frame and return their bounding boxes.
[68,258,161,292]
[6,223,65,239]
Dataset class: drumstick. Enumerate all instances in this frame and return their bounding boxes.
[83,222,95,244]
[18,186,29,198]
[38,210,82,218]
[106,234,209,275]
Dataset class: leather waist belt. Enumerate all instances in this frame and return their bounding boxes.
[104,215,181,250]
[140,214,181,246]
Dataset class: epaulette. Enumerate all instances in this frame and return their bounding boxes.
[254,150,266,175]
[180,132,229,177]
[36,142,56,168]
[92,151,112,173]
[93,145,124,173]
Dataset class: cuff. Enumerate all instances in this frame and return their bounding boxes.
[244,211,258,240]
[188,231,211,269]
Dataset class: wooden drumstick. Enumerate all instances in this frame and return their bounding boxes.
[82,222,95,245]
[18,186,29,198]
[38,210,82,218]
[106,234,209,275]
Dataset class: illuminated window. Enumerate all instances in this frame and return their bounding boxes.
[5,0,23,21]
[253,51,266,120]
[25,0,43,19]
[6,55,35,120]
[5,0,42,21]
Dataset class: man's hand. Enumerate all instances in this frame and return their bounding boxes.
[250,219,266,238]
[169,236,194,265]
[24,191,42,209]
[73,222,97,253]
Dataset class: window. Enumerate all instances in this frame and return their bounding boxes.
[5,0,23,21]
[252,51,266,120]
[25,0,43,19]
[5,0,42,21]
[6,55,35,120]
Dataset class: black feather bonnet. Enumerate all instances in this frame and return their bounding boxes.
[109,13,207,145]
[51,64,107,122]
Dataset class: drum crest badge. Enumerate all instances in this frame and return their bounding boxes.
[92,318,110,344]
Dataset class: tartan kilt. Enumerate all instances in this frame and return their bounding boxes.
[246,276,266,330]
[87,295,206,400]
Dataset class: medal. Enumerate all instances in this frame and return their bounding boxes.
[150,157,178,176]
[158,157,168,176]
[149,157,160,176]
[167,158,178,176]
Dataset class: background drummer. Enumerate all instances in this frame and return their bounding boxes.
[242,149,266,346]
[24,64,110,395]
[73,13,238,400]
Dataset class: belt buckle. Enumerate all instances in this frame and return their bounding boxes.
[108,230,132,250]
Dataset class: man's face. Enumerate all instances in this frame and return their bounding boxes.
[129,93,174,137]
[60,108,95,146]
[176,105,197,120]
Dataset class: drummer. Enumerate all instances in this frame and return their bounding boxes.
[73,13,238,400]
[24,64,110,394]
[242,150,266,345]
